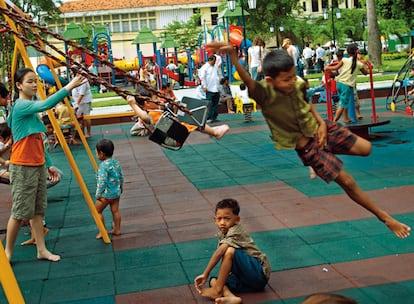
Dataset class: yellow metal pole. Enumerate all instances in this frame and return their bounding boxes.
[0,242,25,303]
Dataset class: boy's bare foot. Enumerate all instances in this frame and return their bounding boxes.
[309,167,317,179]
[213,125,229,140]
[384,217,411,238]
[200,287,222,300]
[37,250,61,262]
[96,233,103,239]
[109,229,121,236]
[215,296,242,304]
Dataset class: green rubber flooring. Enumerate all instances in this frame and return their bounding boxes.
[1,98,414,303]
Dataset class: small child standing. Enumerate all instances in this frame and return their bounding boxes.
[95,139,124,239]
[324,44,369,123]
[194,198,271,303]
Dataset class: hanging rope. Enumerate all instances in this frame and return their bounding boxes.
[0,6,193,114]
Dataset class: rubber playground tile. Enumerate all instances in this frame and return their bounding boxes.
[114,263,189,294]
[371,232,414,254]
[310,237,392,264]
[40,272,115,304]
[266,243,327,272]
[115,245,181,270]
[362,280,414,303]
[292,221,366,244]
[9,259,52,282]
[175,238,217,261]
[48,252,115,279]
[0,279,43,304]
[58,295,115,304]
[115,285,197,304]
[52,230,113,258]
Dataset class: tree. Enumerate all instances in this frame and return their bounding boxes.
[13,0,61,24]
[376,0,413,28]
[164,13,202,51]
[366,0,382,66]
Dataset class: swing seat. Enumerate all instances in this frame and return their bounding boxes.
[149,111,190,150]
[176,96,210,128]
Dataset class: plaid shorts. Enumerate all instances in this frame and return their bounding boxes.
[296,121,357,183]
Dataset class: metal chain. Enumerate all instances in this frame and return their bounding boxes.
[0,6,192,114]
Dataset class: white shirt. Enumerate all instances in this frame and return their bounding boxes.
[72,81,92,105]
[248,45,263,68]
[302,47,314,60]
[315,47,325,60]
[198,62,220,93]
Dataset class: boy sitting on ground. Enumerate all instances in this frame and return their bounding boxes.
[194,198,271,304]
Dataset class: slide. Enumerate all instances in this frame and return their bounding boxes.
[162,67,197,87]
[36,64,68,86]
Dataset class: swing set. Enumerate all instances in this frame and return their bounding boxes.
[0,0,206,301]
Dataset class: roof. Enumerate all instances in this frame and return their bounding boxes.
[59,0,218,13]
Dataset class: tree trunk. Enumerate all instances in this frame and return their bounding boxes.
[366,0,382,68]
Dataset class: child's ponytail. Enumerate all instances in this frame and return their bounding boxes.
[347,44,359,74]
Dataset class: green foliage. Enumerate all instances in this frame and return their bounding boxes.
[164,12,202,51]
[14,0,61,24]
[376,0,413,28]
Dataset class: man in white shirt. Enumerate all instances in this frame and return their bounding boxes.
[198,55,221,122]
[302,43,314,71]
[315,43,326,72]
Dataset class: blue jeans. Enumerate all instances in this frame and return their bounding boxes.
[206,91,220,120]
[225,249,268,293]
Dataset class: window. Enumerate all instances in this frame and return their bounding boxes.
[211,14,218,25]
[103,15,110,21]
[122,21,130,32]
[312,0,319,12]
[149,19,156,30]
[112,21,121,33]
[131,20,139,32]
[140,19,147,29]
[85,16,92,22]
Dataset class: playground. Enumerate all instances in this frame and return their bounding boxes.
[2,97,414,303]
[2,0,414,302]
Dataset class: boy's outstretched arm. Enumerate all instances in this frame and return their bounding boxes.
[126,95,150,124]
[205,42,256,92]
[194,243,229,293]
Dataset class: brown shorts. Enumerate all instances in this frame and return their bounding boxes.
[296,121,357,183]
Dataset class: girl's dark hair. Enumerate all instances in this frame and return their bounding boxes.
[96,138,114,157]
[220,76,229,85]
[0,82,9,98]
[347,43,359,74]
[262,49,294,78]
[215,198,240,215]
[13,68,35,102]
[0,123,11,139]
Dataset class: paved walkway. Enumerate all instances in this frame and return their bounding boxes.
[2,96,414,304]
